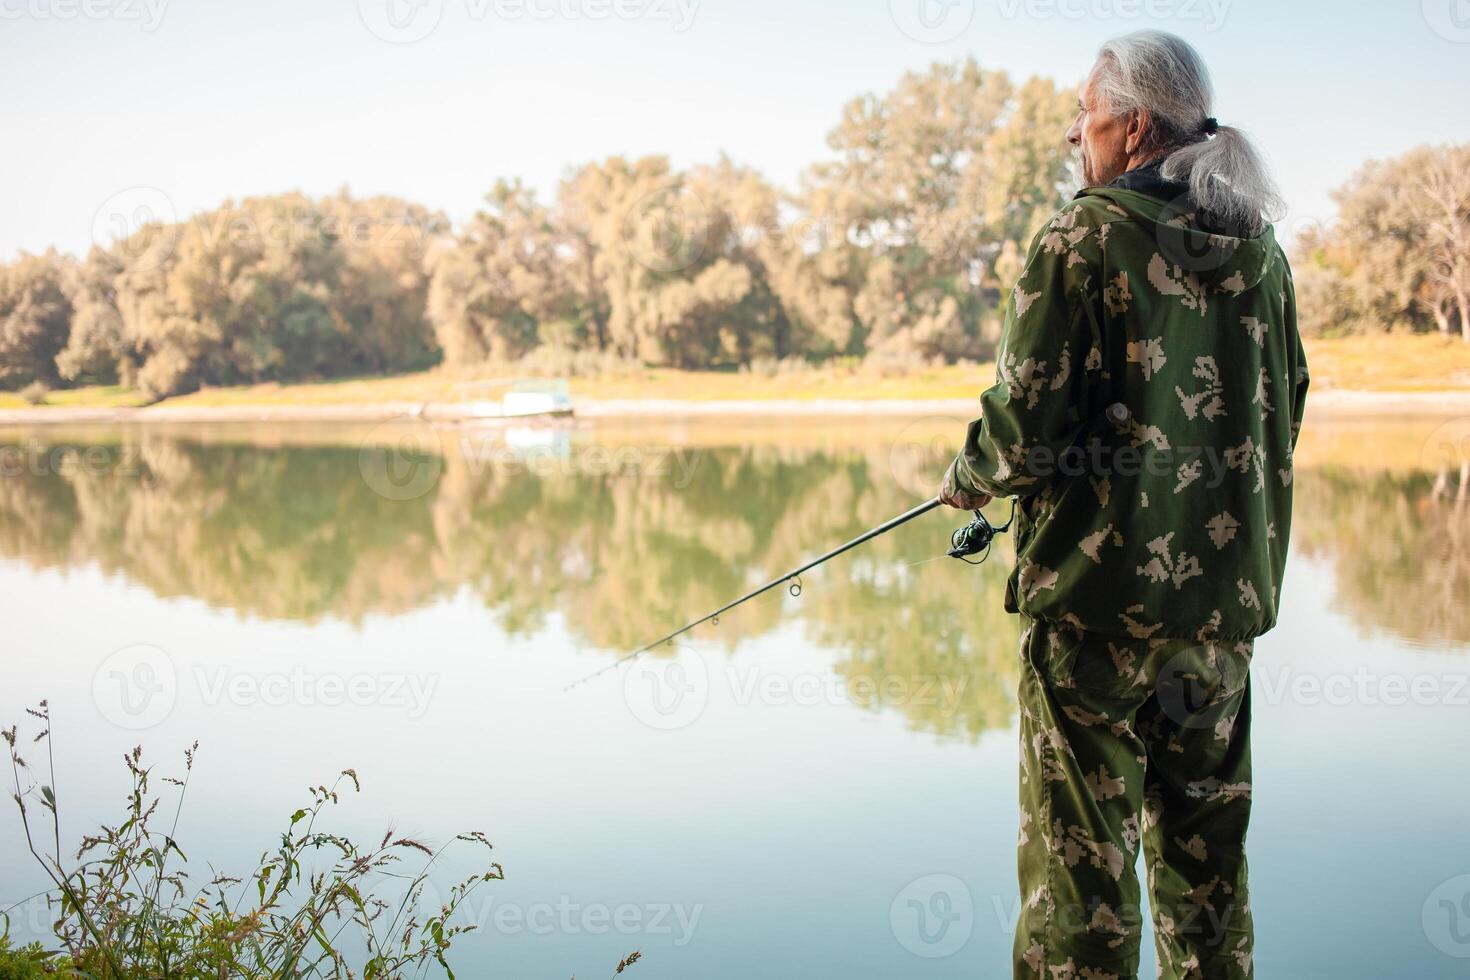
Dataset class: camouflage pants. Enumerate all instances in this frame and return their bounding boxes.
[1014,617,1255,980]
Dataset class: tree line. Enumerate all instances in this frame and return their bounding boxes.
[1,58,1466,400]
[0,59,1076,399]
[1294,143,1470,342]
[2,430,1465,734]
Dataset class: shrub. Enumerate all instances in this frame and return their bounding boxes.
[17,382,48,406]
[0,934,62,978]
[3,702,641,979]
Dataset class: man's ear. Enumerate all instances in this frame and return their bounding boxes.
[1123,108,1151,155]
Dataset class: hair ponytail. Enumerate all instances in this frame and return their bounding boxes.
[1096,31,1285,235]
[1161,124,1285,236]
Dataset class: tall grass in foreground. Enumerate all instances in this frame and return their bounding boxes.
[2,702,639,978]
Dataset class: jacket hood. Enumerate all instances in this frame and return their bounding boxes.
[1080,185,1278,292]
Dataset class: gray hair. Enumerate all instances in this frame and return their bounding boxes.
[1094,30,1284,235]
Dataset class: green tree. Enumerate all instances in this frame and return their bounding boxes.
[0,250,74,389]
[56,246,127,385]
[802,59,1076,359]
[559,156,761,368]
[322,192,447,373]
[428,180,565,364]
[1293,143,1470,341]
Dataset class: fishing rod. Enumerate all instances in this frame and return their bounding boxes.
[564,496,1015,691]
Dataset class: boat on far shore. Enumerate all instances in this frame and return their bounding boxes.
[439,378,576,423]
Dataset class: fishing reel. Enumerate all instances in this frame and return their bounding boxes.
[948,501,1016,565]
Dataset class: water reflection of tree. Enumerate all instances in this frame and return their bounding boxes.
[1293,465,1470,649]
[0,440,448,620]
[805,554,1021,740]
[0,434,1026,739]
[7,433,1465,739]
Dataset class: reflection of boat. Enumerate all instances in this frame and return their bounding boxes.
[449,379,574,420]
[504,426,572,457]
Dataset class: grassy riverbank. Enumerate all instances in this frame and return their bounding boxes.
[1,335,1467,414]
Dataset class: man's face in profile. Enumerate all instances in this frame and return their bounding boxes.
[1067,62,1133,187]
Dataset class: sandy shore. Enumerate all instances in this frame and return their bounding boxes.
[0,389,1467,425]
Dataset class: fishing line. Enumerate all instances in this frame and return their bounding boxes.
[902,553,954,570]
[563,496,1015,691]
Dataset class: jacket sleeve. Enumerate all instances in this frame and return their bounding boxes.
[1284,269,1309,453]
[949,205,1104,499]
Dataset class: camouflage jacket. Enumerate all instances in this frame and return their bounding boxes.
[949,182,1308,642]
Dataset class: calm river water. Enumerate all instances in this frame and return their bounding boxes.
[1,413,1467,978]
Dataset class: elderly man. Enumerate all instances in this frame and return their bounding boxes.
[940,31,1308,980]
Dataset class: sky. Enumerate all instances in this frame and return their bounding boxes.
[1,0,1466,260]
